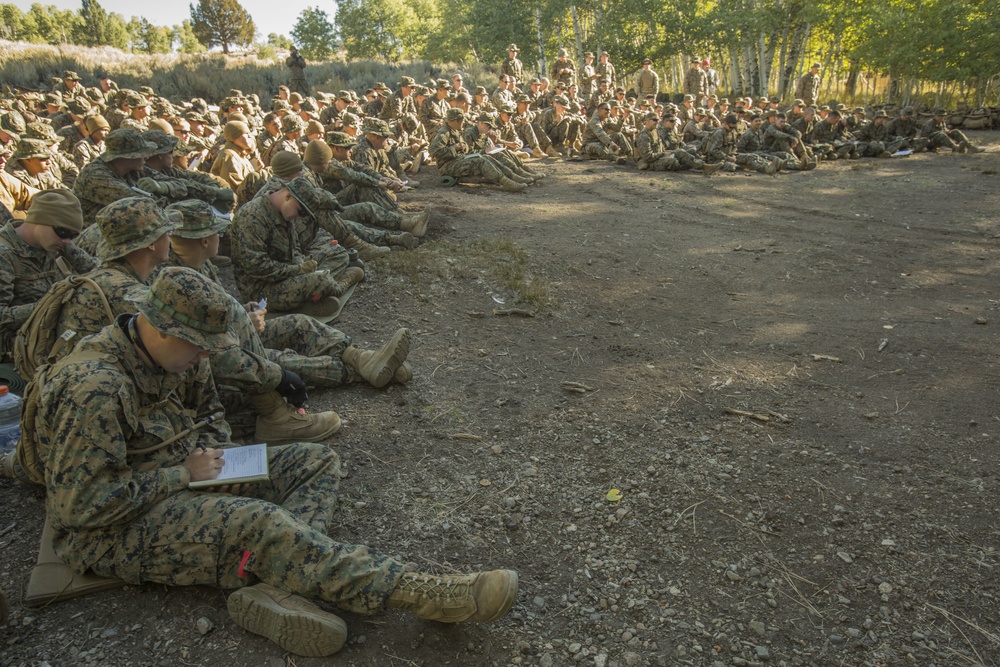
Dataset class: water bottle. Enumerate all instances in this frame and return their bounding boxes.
[0,385,22,455]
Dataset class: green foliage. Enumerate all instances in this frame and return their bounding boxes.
[189,0,256,55]
[291,7,337,60]
[174,20,206,54]
[267,33,293,49]
[335,0,437,61]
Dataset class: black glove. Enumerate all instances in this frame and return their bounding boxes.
[275,369,308,407]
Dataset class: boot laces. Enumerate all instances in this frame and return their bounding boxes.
[401,574,470,600]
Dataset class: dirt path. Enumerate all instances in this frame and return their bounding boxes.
[3,136,999,667]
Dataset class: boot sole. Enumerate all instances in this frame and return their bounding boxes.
[227,586,347,657]
[364,328,412,388]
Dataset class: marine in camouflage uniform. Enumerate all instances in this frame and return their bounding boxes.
[0,142,39,222]
[352,118,399,181]
[23,122,80,188]
[703,114,781,174]
[37,265,514,657]
[635,113,713,173]
[73,129,162,228]
[885,107,928,152]
[581,103,628,162]
[418,81,452,138]
[551,49,576,88]
[533,96,582,157]
[683,58,707,99]
[920,109,984,153]
[501,45,524,85]
[461,114,542,184]
[380,77,417,121]
[796,64,821,108]
[7,139,64,191]
[854,110,898,157]
[71,115,110,169]
[430,109,528,192]
[231,177,361,311]
[811,110,859,159]
[0,190,97,361]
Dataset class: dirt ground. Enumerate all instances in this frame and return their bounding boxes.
[3,134,1000,667]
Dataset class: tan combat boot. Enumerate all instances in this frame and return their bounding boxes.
[342,328,411,388]
[341,233,390,260]
[386,232,419,249]
[703,162,724,176]
[387,570,518,623]
[228,583,347,657]
[965,142,985,154]
[764,156,782,176]
[393,361,413,384]
[326,267,365,298]
[545,146,560,158]
[250,391,341,444]
[532,146,545,159]
[399,208,430,237]
[409,151,424,174]
[498,176,527,192]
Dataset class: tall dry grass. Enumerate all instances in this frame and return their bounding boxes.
[0,41,499,102]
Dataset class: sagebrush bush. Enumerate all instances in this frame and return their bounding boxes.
[0,41,499,103]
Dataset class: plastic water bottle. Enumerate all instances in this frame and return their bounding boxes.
[0,385,22,455]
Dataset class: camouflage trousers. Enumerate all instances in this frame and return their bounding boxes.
[515,122,542,150]
[533,118,581,150]
[338,183,399,212]
[490,149,537,175]
[855,141,896,157]
[261,313,351,388]
[342,202,403,231]
[89,443,405,614]
[438,155,510,183]
[768,137,812,159]
[924,130,963,151]
[242,268,351,312]
[641,150,704,171]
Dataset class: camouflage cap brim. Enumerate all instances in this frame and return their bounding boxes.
[101,207,182,261]
[132,270,237,352]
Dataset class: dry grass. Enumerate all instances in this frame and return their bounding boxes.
[0,40,498,103]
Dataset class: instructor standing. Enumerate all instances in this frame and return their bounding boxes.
[286,47,309,96]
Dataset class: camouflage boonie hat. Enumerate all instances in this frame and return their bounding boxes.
[335,90,353,101]
[63,70,82,81]
[792,99,805,106]
[280,114,305,133]
[326,131,357,148]
[608,100,621,109]
[0,142,12,157]
[374,82,391,92]
[435,79,450,90]
[853,107,865,114]
[271,99,292,112]
[299,97,318,113]
[135,267,236,351]
[43,93,63,107]
[13,138,51,160]
[100,129,157,162]
[516,94,530,103]
[933,107,947,115]
[498,104,515,114]
[340,112,360,128]
[97,196,182,261]
[552,95,570,106]
[476,113,497,128]
[873,110,888,119]
[361,117,392,136]
[66,98,92,115]
[474,86,488,96]
[818,105,831,112]
[901,106,915,116]
[445,107,465,122]
[284,176,318,219]
[142,130,179,154]
[643,112,659,122]
[25,122,59,143]
[508,43,519,51]
[166,200,231,239]
[399,76,416,88]
[1,110,26,136]
[683,94,695,102]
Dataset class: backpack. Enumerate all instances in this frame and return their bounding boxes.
[13,272,115,380]
[11,350,110,486]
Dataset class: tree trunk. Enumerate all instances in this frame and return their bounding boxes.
[743,43,758,96]
[777,18,790,100]
[570,5,584,64]
[222,40,230,55]
[845,58,860,98]
[535,5,547,78]
[728,44,742,96]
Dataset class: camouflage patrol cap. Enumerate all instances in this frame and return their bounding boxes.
[529,78,540,85]
[166,200,231,239]
[336,90,353,101]
[445,107,465,122]
[98,196,181,261]
[184,110,208,124]
[516,94,530,103]
[695,107,707,115]
[792,99,805,107]
[142,130,179,155]
[435,79,450,90]
[25,188,85,232]
[901,106,914,116]
[933,107,947,116]
[498,104,515,115]
[474,86,488,96]
[607,100,621,109]
[399,76,416,88]
[63,70,82,81]
[299,97,318,113]
[271,151,304,178]
[13,138,52,160]
[1,110,26,136]
[874,109,888,119]
[271,99,292,112]
[66,97,92,116]
[683,94,695,102]
[361,117,393,137]
[326,131,357,148]
[136,267,237,351]
[281,114,305,134]
[100,128,158,162]
[476,113,497,128]
[341,112,360,128]
[508,43,519,52]
[643,112,659,122]
[43,93,63,108]
[552,95,570,106]
[25,122,59,143]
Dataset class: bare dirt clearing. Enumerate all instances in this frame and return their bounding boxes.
[3,134,1000,667]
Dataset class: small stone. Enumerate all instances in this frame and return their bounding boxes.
[624,652,642,666]
[878,582,893,594]
[101,627,119,639]
[749,620,766,636]
[594,654,608,667]
[755,645,770,661]
[829,634,845,645]
[846,627,861,638]
[836,551,854,563]
[539,655,554,667]
[568,642,582,654]
[621,631,633,641]
[532,596,546,609]
[491,444,503,455]
[725,570,742,582]
[194,617,214,636]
